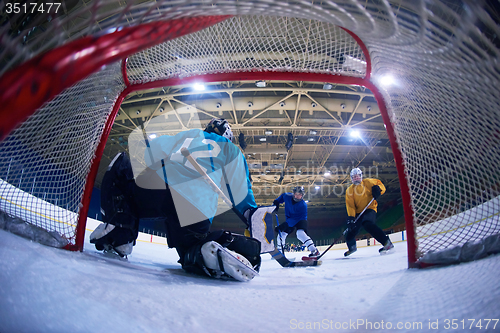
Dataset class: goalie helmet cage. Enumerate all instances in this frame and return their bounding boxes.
[0,1,499,268]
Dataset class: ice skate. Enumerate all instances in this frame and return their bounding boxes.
[308,249,320,258]
[301,249,321,261]
[344,245,357,257]
[379,239,394,254]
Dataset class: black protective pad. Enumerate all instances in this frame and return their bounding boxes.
[100,153,138,232]
[182,242,211,277]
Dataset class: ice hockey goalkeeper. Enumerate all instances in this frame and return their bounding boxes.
[90,118,261,281]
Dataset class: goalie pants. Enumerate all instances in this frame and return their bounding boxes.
[156,184,211,263]
[344,209,389,250]
[133,167,211,264]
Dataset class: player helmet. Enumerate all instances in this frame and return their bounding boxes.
[292,186,305,202]
[350,168,362,185]
[204,118,234,142]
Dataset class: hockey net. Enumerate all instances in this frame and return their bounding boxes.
[0,1,499,266]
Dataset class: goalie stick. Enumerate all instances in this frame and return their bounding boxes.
[180,148,320,267]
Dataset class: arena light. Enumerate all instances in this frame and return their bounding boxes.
[193,83,205,91]
[350,130,361,138]
[378,74,396,87]
[148,133,157,140]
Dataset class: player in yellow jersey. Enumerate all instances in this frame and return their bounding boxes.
[343,168,394,256]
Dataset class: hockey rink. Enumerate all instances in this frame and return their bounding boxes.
[0,224,499,332]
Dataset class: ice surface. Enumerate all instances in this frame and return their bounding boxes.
[0,228,499,333]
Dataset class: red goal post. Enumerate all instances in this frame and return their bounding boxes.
[0,1,498,268]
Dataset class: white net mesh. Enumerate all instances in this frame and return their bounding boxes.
[0,1,499,262]
[0,63,125,243]
[361,2,500,256]
[126,16,366,83]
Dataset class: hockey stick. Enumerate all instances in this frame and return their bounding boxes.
[275,213,286,255]
[180,148,319,267]
[315,198,375,261]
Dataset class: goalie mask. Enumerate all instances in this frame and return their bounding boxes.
[350,168,362,185]
[292,186,305,202]
[204,118,234,142]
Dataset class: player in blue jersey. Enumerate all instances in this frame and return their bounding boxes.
[273,186,319,258]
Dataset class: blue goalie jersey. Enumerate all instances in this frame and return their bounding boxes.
[142,129,256,227]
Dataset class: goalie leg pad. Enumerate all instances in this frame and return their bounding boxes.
[226,234,261,272]
[180,230,261,281]
[200,230,260,270]
[201,241,259,282]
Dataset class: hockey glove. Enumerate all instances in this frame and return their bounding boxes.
[345,216,356,233]
[371,185,382,200]
[273,200,280,212]
[346,216,356,226]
